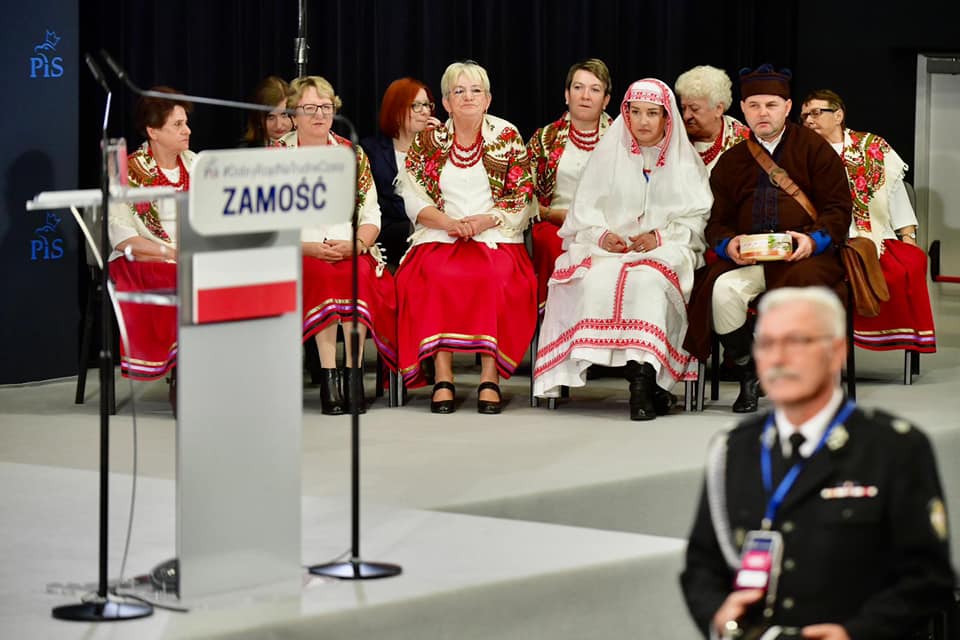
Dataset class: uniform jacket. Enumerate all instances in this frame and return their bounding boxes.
[680,404,956,639]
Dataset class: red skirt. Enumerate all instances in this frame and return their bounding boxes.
[111,259,178,381]
[853,239,936,352]
[302,254,398,369]
[532,221,564,314]
[395,241,537,388]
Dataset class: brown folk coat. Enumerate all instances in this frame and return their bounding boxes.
[683,122,853,361]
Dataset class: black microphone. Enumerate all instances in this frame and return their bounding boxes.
[85,53,110,93]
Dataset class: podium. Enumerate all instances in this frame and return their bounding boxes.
[29,143,357,601]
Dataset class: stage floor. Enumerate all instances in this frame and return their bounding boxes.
[2,291,959,637]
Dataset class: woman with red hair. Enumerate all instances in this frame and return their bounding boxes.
[360,78,441,269]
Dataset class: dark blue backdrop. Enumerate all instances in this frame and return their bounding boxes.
[1,0,79,383]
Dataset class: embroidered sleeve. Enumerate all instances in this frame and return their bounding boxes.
[485,126,534,234]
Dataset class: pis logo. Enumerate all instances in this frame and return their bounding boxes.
[32,212,65,261]
[30,30,64,78]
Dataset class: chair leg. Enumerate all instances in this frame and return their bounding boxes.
[684,381,693,412]
[388,369,404,407]
[547,397,557,410]
[904,351,914,386]
[697,362,706,412]
[710,333,720,401]
[375,353,385,398]
[529,316,541,408]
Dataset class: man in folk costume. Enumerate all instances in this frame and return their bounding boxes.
[675,65,751,174]
[801,89,936,355]
[527,58,614,314]
[683,65,852,413]
[534,78,712,421]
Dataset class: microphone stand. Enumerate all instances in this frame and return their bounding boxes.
[52,54,153,622]
[99,51,401,585]
[295,0,309,78]
[307,114,402,581]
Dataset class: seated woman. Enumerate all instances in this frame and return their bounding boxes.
[109,87,193,402]
[360,78,441,270]
[397,60,537,415]
[527,58,613,313]
[801,89,936,356]
[534,79,712,421]
[241,75,294,147]
[275,76,398,415]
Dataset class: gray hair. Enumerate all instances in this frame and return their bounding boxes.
[675,65,733,111]
[441,60,491,96]
[757,286,846,339]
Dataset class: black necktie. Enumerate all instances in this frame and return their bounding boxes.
[788,432,806,466]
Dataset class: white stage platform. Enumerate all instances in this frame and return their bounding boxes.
[2,295,959,637]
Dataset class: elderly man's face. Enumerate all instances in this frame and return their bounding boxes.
[680,96,724,142]
[741,94,792,142]
[754,301,845,408]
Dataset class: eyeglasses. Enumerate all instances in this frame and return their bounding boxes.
[297,103,335,116]
[754,334,835,354]
[449,87,486,99]
[411,101,435,113]
[799,107,836,121]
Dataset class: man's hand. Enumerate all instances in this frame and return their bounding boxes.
[801,623,851,640]
[785,230,815,261]
[727,235,757,266]
[711,589,764,637]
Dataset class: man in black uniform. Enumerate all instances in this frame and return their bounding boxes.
[680,286,956,639]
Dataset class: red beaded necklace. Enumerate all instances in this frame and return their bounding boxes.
[152,152,190,191]
[697,126,725,167]
[568,124,600,151]
[449,130,484,168]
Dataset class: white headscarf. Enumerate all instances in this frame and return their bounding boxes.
[559,78,712,261]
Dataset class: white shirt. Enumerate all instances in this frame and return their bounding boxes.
[551,140,591,210]
[758,129,786,155]
[404,160,521,246]
[774,388,845,459]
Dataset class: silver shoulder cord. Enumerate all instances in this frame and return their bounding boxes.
[705,429,741,571]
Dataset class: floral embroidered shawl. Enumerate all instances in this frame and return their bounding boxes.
[402,114,535,236]
[527,111,613,209]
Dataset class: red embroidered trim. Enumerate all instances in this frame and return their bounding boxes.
[550,256,593,281]
[535,332,696,381]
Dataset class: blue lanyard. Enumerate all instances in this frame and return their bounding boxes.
[759,400,856,529]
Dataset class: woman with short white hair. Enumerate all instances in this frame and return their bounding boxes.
[397,60,537,415]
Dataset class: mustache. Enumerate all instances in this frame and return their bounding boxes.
[761,367,803,384]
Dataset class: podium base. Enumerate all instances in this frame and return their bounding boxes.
[308,559,402,580]
[52,599,153,622]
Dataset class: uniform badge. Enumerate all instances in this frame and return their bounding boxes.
[826,425,849,451]
[892,418,912,434]
[929,497,949,541]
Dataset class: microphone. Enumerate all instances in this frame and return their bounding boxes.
[85,53,110,93]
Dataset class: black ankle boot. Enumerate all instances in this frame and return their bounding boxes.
[319,368,346,415]
[341,367,366,414]
[732,360,761,413]
[628,363,657,421]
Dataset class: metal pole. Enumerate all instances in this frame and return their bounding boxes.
[295,0,309,78]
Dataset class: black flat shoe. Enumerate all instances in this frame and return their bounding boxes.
[477,381,502,415]
[430,381,456,414]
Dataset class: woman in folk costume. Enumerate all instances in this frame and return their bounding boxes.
[275,76,398,415]
[397,60,537,415]
[802,89,935,354]
[534,79,712,421]
[109,87,193,401]
[527,58,613,313]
